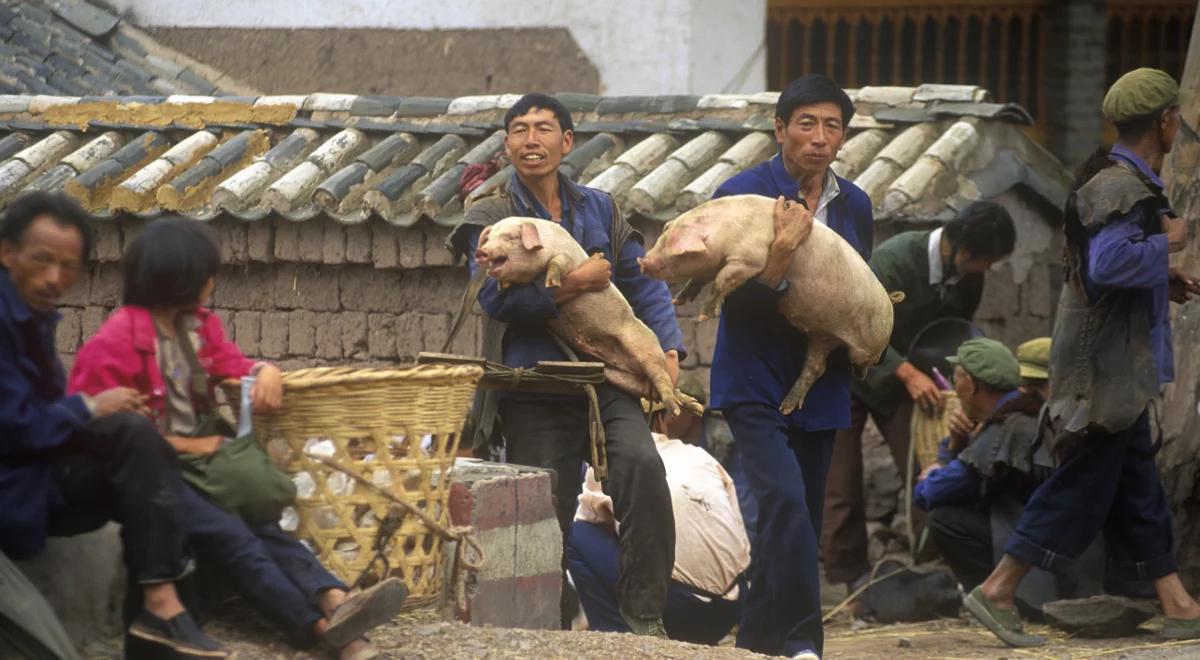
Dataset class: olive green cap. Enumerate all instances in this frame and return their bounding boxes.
[946,337,1021,391]
[1102,67,1180,123]
[1016,337,1051,380]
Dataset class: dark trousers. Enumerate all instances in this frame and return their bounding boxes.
[1004,411,1177,581]
[724,403,836,657]
[47,413,190,585]
[566,521,741,645]
[822,397,917,584]
[181,488,346,649]
[499,387,675,621]
[927,503,994,594]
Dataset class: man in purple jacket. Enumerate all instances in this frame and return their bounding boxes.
[963,68,1200,647]
[712,74,873,659]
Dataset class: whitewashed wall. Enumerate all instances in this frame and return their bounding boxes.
[108,0,768,95]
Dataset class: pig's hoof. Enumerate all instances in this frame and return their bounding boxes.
[677,391,704,416]
[697,313,710,322]
[779,396,804,415]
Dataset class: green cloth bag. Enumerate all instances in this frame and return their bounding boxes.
[179,424,297,527]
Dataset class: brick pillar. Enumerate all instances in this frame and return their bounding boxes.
[1043,0,1108,172]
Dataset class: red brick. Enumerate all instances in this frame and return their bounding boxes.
[371,223,400,269]
[272,217,300,261]
[246,220,273,262]
[260,312,289,359]
[468,476,517,532]
[288,310,317,356]
[297,220,325,263]
[367,313,397,358]
[338,312,368,359]
[345,223,372,264]
[322,223,346,265]
[234,311,262,356]
[397,227,424,269]
[448,482,475,527]
[55,307,81,355]
[514,472,555,526]
[273,263,339,312]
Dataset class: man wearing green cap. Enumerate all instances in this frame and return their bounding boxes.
[963,68,1200,647]
[915,338,1071,613]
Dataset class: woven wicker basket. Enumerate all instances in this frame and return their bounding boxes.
[909,390,962,468]
[236,364,483,608]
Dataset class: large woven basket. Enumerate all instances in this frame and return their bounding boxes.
[239,364,483,608]
[908,390,962,468]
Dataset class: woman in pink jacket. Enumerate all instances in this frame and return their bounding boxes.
[70,219,402,660]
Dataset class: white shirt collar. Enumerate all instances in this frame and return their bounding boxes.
[928,227,963,287]
[812,169,840,226]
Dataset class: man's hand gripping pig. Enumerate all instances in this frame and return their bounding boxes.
[475,218,703,416]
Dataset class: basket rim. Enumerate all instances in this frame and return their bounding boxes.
[224,364,484,392]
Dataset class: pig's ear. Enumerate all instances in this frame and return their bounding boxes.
[666,226,706,255]
[520,222,544,251]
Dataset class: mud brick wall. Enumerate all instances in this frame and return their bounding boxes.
[58,197,1056,390]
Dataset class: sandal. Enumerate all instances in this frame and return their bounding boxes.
[323,579,407,649]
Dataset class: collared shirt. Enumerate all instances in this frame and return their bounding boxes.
[926,227,963,287]
[575,432,750,599]
[710,154,874,431]
[464,172,685,370]
[1078,146,1174,386]
[812,168,840,225]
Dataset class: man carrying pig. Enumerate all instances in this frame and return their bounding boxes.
[447,93,683,635]
[709,74,874,659]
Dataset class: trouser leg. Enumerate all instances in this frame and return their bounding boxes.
[876,401,922,540]
[253,522,347,602]
[181,488,323,649]
[1099,414,1177,581]
[596,386,674,619]
[48,413,190,584]
[821,397,870,584]
[500,396,589,628]
[565,521,626,632]
[728,403,834,657]
[926,503,993,591]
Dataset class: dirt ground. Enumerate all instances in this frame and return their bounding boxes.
[81,604,1200,660]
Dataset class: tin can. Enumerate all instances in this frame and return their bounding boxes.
[238,375,256,437]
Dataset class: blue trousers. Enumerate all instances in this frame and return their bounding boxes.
[1005,412,1177,581]
[182,488,346,649]
[725,403,836,657]
[565,521,741,645]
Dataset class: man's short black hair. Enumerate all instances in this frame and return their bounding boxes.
[0,191,95,261]
[123,217,220,308]
[1114,106,1176,141]
[504,93,574,133]
[943,200,1016,260]
[776,74,856,126]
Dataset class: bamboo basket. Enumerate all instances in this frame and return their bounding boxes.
[909,390,961,468]
[235,364,483,608]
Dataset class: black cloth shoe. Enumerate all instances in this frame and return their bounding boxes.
[126,610,231,659]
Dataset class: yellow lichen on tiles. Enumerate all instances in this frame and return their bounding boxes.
[40,101,298,130]
[157,130,271,212]
[63,133,170,211]
[111,132,219,212]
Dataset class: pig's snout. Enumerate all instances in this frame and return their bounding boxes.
[638,255,663,277]
[475,247,491,263]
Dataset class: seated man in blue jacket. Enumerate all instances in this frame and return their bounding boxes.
[0,192,228,658]
[448,94,683,636]
[712,74,874,659]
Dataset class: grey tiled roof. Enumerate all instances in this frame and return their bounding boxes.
[0,0,234,96]
[0,84,1071,227]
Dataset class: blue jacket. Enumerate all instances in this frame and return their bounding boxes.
[913,390,1021,511]
[463,174,685,370]
[710,155,874,430]
[1081,145,1174,386]
[0,269,92,558]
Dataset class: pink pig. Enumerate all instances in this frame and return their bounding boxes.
[638,194,897,414]
[475,217,703,416]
